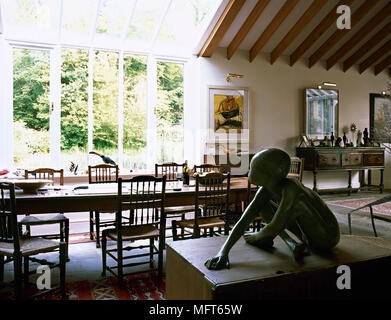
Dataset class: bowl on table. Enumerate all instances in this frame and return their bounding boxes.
[12,179,52,194]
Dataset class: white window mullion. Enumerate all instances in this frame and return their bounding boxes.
[146,54,157,170]
[88,48,94,164]
[49,45,61,168]
[118,51,124,169]
[0,36,13,169]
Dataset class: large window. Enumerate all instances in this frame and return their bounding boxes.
[92,50,119,165]
[156,61,184,163]
[61,48,89,172]
[2,0,223,172]
[123,54,147,170]
[13,47,51,168]
[11,47,186,171]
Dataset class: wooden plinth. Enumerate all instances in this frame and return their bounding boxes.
[166,235,391,300]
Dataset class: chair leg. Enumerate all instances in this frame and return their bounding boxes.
[194,227,200,238]
[23,256,29,288]
[95,211,101,248]
[348,212,352,235]
[224,222,229,236]
[101,232,107,277]
[369,206,378,237]
[149,238,154,269]
[117,241,123,288]
[0,255,4,283]
[89,211,94,240]
[64,219,70,261]
[172,220,178,241]
[59,242,67,300]
[13,254,23,300]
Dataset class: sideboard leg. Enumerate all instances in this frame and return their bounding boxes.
[313,171,318,193]
[368,169,372,187]
[380,169,384,194]
[359,170,364,189]
[347,171,352,196]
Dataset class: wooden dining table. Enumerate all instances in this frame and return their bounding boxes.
[9,177,253,215]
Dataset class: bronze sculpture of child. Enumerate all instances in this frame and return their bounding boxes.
[205,148,340,270]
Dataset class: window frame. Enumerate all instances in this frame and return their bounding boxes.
[3,38,188,172]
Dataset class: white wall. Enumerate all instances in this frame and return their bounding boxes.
[196,47,390,190]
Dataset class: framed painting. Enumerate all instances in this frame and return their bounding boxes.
[207,86,249,142]
[370,93,391,143]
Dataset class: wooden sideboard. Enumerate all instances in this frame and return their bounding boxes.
[296,147,385,195]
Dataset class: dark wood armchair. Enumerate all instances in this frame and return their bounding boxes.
[24,168,64,185]
[193,164,222,174]
[155,162,185,181]
[88,164,122,248]
[155,162,193,238]
[172,172,231,240]
[0,182,67,300]
[21,168,69,259]
[288,157,304,181]
[101,175,167,286]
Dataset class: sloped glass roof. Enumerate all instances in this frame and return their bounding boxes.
[0,0,223,57]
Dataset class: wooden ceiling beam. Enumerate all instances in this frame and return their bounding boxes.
[375,54,391,75]
[270,0,328,65]
[198,0,246,58]
[227,0,271,60]
[343,21,391,72]
[290,0,355,67]
[327,1,391,70]
[308,0,380,68]
[249,0,300,63]
[359,37,391,74]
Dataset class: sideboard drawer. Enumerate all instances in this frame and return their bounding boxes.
[317,153,340,168]
[342,153,362,167]
[363,153,384,166]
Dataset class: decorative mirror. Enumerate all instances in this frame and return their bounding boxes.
[304,88,339,140]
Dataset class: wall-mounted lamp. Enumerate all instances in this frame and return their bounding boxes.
[317,82,337,89]
[226,73,244,82]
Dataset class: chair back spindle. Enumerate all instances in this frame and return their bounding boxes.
[155,163,184,181]
[117,176,166,229]
[287,157,304,182]
[195,172,230,221]
[88,164,119,184]
[25,168,64,186]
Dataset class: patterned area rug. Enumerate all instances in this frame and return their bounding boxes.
[69,232,94,244]
[327,197,391,216]
[0,271,165,300]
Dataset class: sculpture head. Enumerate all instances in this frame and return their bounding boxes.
[248,148,291,188]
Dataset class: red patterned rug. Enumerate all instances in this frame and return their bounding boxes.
[0,271,165,300]
[327,197,391,216]
[69,232,95,244]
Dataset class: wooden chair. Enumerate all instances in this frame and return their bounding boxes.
[88,164,122,248]
[0,182,67,300]
[155,162,193,238]
[288,157,304,182]
[21,168,69,259]
[172,172,230,240]
[24,168,64,185]
[193,164,221,174]
[101,175,167,286]
[155,162,185,181]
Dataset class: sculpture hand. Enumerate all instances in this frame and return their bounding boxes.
[204,253,230,270]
